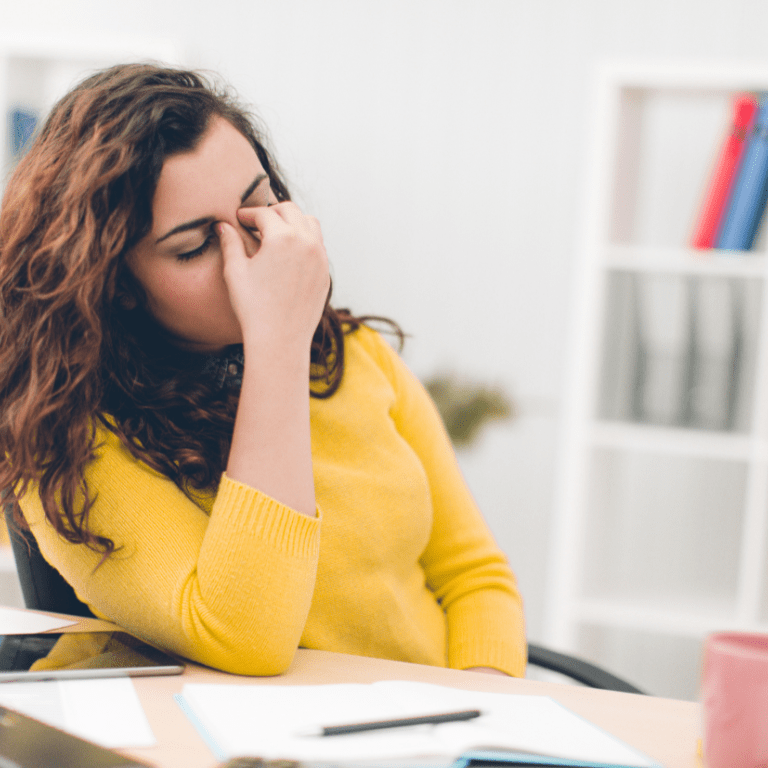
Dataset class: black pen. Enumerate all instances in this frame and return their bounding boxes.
[302,709,483,737]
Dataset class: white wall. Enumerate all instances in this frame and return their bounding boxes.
[4,0,768,645]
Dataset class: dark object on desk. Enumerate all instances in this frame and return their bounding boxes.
[314,709,481,737]
[0,705,150,767]
[4,506,645,695]
[0,631,184,681]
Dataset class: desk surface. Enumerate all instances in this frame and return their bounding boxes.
[56,616,700,768]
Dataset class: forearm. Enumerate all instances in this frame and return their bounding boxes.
[26,466,321,676]
[219,204,328,519]
[226,341,316,517]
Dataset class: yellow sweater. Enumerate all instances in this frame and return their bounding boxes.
[21,326,526,677]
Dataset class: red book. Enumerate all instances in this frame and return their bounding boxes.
[691,94,758,249]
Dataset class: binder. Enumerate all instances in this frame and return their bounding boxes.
[634,274,690,426]
[716,97,768,250]
[9,107,38,157]
[691,94,758,249]
[683,277,737,430]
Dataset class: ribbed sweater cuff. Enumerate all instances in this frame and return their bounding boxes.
[447,589,527,677]
[210,473,321,559]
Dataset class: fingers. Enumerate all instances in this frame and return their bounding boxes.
[237,202,322,242]
[217,203,329,349]
[219,203,324,269]
[216,221,250,276]
[216,220,246,253]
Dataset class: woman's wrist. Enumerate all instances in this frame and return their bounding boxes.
[240,328,312,374]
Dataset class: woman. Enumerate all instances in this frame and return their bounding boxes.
[0,63,526,677]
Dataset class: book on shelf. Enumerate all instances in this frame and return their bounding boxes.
[716,96,768,251]
[683,277,740,430]
[599,272,644,422]
[633,274,691,426]
[603,273,750,431]
[9,107,38,158]
[691,93,758,249]
[621,91,768,432]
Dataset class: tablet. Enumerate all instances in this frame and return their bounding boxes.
[0,631,185,682]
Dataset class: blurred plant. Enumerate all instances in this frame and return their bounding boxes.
[424,373,515,447]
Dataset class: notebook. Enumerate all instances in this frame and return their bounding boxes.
[176,680,662,767]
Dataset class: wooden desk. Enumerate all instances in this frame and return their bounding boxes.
[130,649,700,768]
[54,617,700,768]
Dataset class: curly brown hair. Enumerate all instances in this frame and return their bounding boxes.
[0,63,402,556]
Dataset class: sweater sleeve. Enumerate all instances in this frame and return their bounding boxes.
[360,328,527,677]
[19,430,321,676]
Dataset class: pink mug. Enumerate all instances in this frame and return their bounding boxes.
[701,632,768,768]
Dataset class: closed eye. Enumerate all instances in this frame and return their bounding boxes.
[177,234,216,262]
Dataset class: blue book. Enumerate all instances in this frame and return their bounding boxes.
[9,107,38,157]
[716,97,768,250]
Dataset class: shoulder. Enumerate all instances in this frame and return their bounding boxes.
[345,323,402,378]
[343,323,425,409]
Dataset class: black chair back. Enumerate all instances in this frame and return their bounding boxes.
[3,505,94,618]
[526,643,644,694]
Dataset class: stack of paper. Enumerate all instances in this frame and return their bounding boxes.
[176,680,661,767]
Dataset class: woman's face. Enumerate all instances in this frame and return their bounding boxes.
[127,116,276,353]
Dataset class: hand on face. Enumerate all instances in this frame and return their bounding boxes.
[127,117,330,355]
[216,201,330,355]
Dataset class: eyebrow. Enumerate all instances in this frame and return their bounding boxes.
[155,173,269,243]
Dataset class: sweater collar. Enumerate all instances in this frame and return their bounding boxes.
[200,346,244,390]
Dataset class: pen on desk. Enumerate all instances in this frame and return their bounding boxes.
[303,708,483,737]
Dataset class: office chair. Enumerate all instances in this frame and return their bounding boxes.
[525,643,644,694]
[4,505,96,620]
[3,505,645,694]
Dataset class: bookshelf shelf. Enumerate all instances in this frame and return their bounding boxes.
[590,420,764,461]
[546,62,768,700]
[604,245,768,277]
[573,596,751,638]
[0,34,181,192]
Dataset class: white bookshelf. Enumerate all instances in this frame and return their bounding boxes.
[547,62,768,700]
[0,34,183,190]
[0,35,183,607]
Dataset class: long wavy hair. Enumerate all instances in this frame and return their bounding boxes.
[0,63,402,555]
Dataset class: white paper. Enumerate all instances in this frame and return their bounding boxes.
[179,680,659,766]
[0,606,76,634]
[0,677,155,747]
